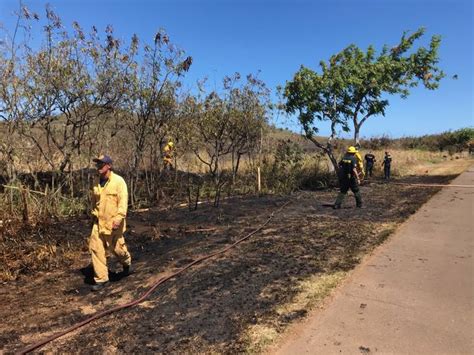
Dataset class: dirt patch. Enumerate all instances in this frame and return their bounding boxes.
[0,174,461,353]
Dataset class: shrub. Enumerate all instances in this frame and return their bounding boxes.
[397,128,474,152]
[262,140,334,193]
[262,139,303,193]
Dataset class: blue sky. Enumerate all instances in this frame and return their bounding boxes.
[1,0,472,138]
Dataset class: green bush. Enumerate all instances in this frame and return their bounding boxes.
[298,160,335,190]
[396,128,473,152]
[361,135,393,150]
[262,139,303,193]
[262,140,334,193]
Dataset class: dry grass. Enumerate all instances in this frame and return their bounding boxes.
[0,185,87,281]
[401,154,472,176]
[244,272,346,353]
[357,149,472,177]
[275,271,346,316]
[0,184,86,225]
[245,325,280,354]
[0,225,81,281]
[214,148,472,184]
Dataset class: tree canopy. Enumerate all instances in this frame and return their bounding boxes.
[283,28,445,171]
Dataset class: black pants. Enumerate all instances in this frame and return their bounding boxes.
[384,165,391,179]
[365,163,374,177]
[335,178,362,207]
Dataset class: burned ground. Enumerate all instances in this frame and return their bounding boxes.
[0,175,458,353]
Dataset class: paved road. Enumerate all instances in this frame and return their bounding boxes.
[275,167,474,354]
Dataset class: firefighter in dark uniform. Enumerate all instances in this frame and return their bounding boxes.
[382,151,392,179]
[334,146,362,209]
[364,151,376,177]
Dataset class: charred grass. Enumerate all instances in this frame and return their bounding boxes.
[0,173,464,353]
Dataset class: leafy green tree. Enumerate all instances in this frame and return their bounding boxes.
[283,28,445,172]
[451,128,474,152]
[437,128,474,153]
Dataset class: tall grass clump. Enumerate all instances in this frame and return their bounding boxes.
[0,183,88,281]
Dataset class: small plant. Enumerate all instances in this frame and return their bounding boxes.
[262,139,303,193]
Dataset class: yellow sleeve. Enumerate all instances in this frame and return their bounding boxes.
[355,152,365,177]
[91,186,99,218]
[116,178,128,221]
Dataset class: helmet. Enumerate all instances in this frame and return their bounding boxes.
[347,146,357,153]
[167,141,174,147]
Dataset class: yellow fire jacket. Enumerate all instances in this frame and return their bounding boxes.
[91,171,128,234]
[163,143,174,165]
[355,151,365,177]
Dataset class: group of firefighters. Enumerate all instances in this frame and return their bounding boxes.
[334,146,392,209]
[87,142,392,291]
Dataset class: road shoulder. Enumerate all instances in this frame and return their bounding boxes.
[273,166,474,354]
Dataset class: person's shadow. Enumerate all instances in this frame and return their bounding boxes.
[80,264,128,285]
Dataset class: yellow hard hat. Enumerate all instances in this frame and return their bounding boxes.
[167,141,174,147]
[347,146,357,153]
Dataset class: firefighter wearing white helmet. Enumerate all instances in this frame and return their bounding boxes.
[333,146,363,209]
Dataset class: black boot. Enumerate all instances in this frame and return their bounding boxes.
[122,264,133,276]
[91,281,109,291]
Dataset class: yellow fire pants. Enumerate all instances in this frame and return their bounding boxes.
[89,223,131,283]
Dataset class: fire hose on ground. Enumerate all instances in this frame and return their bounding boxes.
[19,200,292,354]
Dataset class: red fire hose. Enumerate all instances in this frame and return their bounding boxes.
[19,200,292,354]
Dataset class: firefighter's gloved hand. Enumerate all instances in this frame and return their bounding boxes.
[112,220,121,230]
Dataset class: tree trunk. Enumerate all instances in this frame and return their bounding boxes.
[59,153,71,173]
[353,124,361,146]
[326,150,339,174]
[21,186,29,224]
[306,135,339,174]
[235,153,242,180]
[231,149,236,184]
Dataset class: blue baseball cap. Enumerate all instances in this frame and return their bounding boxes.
[93,154,113,165]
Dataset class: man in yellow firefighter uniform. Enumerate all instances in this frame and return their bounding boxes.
[89,155,131,291]
[163,140,174,170]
